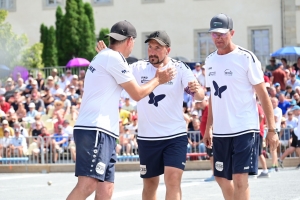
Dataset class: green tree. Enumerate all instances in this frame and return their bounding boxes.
[0,10,27,68]
[84,3,95,34]
[21,43,44,69]
[78,15,94,61]
[55,6,64,66]
[61,0,79,65]
[44,26,58,67]
[98,28,109,47]
[40,24,48,65]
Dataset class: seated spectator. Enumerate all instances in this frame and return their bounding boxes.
[51,68,59,83]
[278,93,290,115]
[286,73,300,90]
[0,108,5,118]
[9,90,24,111]
[274,83,284,97]
[24,103,39,123]
[7,127,27,157]
[8,113,18,128]
[122,97,135,112]
[16,102,27,120]
[30,127,51,162]
[70,98,81,121]
[78,70,85,81]
[42,87,54,114]
[14,78,26,92]
[279,118,293,148]
[284,85,295,100]
[59,92,71,116]
[4,81,15,101]
[187,119,205,155]
[0,128,11,158]
[63,120,75,162]
[45,76,54,92]
[64,69,73,83]
[75,80,84,97]
[31,90,45,114]
[58,74,69,91]
[67,85,79,106]
[119,127,134,155]
[51,82,64,100]
[31,121,43,139]
[293,93,300,106]
[0,120,14,138]
[23,78,34,96]
[0,96,10,114]
[286,111,298,128]
[52,125,69,163]
[119,107,132,126]
[36,71,45,91]
[52,101,65,133]
[14,122,28,138]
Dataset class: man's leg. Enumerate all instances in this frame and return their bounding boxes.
[95,181,114,200]
[164,166,183,200]
[280,147,295,160]
[204,147,215,181]
[142,176,160,200]
[259,154,268,171]
[215,177,234,200]
[67,176,98,200]
[271,149,278,171]
[232,173,249,200]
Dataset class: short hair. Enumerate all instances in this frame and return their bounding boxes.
[286,85,292,90]
[109,37,128,46]
[281,58,287,63]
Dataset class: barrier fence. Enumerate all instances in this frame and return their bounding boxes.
[0,129,298,165]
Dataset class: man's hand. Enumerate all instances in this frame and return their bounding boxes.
[266,131,279,151]
[188,80,201,93]
[203,128,213,148]
[155,67,177,85]
[95,40,107,53]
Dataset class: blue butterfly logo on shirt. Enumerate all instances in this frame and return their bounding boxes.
[148,92,166,107]
[213,81,227,98]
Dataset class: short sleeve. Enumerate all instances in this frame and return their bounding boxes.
[180,62,197,88]
[247,55,264,85]
[106,60,134,85]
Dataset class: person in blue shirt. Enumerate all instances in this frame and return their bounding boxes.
[278,93,291,115]
[52,125,69,163]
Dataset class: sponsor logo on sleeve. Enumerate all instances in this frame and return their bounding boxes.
[224,69,232,76]
[209,72,216,76]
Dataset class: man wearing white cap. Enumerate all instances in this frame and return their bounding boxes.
[192,62,202,79]
[203,13,278,200]
[0,120,14,138]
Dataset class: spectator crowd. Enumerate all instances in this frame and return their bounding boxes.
[1,57,300,166]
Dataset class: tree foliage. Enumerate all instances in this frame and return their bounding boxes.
[55,6,64,66]
[20,43,44,69]
[98,28,110,47]
[0,10,28,68]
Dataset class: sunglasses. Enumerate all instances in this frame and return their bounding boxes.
[211,32,229,38]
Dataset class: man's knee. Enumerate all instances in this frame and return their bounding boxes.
[164,167,183,187]
[233,174,248,190]
[95,182,114,199]
[143,177,159,191]
[76,176,98,194]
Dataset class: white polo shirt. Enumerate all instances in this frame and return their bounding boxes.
[74,48,134,138]
[205,46,264,137]
[132,59,196,140]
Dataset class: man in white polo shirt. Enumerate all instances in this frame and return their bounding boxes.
[203,13,278,200]
[96,30,204,200]
[67,21,175,200]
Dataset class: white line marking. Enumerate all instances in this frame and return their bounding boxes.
[0,174,45,181]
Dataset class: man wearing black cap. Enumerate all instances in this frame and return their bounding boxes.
[96,30,204,200]
[203,13,278,200]
[67,21,175,200]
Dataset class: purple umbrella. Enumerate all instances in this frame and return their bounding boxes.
[12,66,29,81]
[66,57,90,67]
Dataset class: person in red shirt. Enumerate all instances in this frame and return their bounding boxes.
[199,96,215,182]
[256,103,270,178]
[0,96,10,113]
[271,66,287,91]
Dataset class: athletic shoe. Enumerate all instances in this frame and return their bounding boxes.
[257,172,270,178]
[268,166,279,172]
[275,166,279,172]
[296,164,300,170]
[278,159,284,168]
[204,175,215,182]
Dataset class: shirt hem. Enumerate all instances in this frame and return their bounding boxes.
[74,126,119,139]
[137,132,187,141]
[213,129,259,137]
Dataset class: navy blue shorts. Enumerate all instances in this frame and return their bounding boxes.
[74,129,117,182]
[258,135,263,156]
[137,135,188,178]
[213,132,259,180]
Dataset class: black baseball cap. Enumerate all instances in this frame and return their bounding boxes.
[145,31,171,47]
[209,13,233,33]
[106,20,137,41]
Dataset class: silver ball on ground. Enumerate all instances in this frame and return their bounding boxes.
[47,181,52,186]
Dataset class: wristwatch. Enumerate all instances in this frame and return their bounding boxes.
[267,129,277,133]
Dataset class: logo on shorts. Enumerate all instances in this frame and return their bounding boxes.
[140,165,147,175]
[95,162,106,175]
[182,162,186,166]
[244,166,249,170]
[215,161,223,171]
